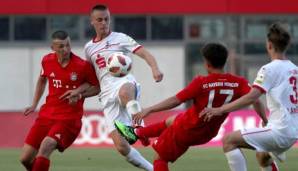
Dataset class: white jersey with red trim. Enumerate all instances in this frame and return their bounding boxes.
[253,59,298,139]
[84,32,142,95]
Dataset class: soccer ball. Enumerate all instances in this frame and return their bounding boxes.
[107,53,132,77]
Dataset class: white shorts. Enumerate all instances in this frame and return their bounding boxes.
[241,127,296,156]
[100,75,141,133]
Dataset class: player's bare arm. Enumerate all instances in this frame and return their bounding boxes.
[60,83,100,105]
[23,76,47,116]
[133,96,181,125]
[81,84,100,98]
[252,99,268,126]
[200,88,263,122]
[59,82,99,99]
[69,84,100,105]
[60,82,90,100]
[134,47,163,82]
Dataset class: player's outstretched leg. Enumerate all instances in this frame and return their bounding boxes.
[115,83,152,170]
[115,120,168,146]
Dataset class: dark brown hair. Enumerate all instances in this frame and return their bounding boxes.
[91,4,108,12]
[201,43,228,69]
[51,30,68,40]
[267,23,290,53]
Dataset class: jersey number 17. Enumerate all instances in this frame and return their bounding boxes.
[207,89,234,108]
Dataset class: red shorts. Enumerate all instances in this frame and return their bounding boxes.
[152,114,215,162]
[25,117,82,152]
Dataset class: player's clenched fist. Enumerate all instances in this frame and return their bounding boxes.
[23,105,36,116]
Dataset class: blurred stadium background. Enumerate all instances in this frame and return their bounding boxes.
[0,0,298,170]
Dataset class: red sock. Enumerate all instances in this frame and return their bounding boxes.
[154,159,169,171]
[271,161,279,171]
[32,156,50,171]
[136,121,167,138]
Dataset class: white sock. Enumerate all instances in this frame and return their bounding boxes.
[225,148,247,171]
[126,147,153,171]
[261,161,279,171]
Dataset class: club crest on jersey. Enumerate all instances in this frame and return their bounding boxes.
[102,41,120,50]
[70,72,78,81]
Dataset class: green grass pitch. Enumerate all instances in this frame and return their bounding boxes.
[1,147,297,170]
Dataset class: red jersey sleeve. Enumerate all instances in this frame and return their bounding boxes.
[239,78,251,96]
[84,62,99,86]
[176,76,202,102]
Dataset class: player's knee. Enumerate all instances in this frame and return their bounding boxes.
[256,152,272,167]
[39,137,57,156]
[222,134,231,145]
[222,134,235,152]
[119,83,135,105]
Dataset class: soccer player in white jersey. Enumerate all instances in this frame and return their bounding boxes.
[84,4,163,171]
[200,23,298,171]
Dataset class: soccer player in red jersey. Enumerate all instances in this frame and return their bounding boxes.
[20,30,99,171]
[115,43,267,171]
[200,23,295,171]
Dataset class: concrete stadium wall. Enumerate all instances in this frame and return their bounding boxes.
[0,45,184,110]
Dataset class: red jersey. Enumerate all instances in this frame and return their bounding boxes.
[39,52,99,120]
[175,73,250,144]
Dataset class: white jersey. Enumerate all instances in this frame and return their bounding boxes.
[84,32,142,97]
[84,32,142,132]
[253,59,298,139]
